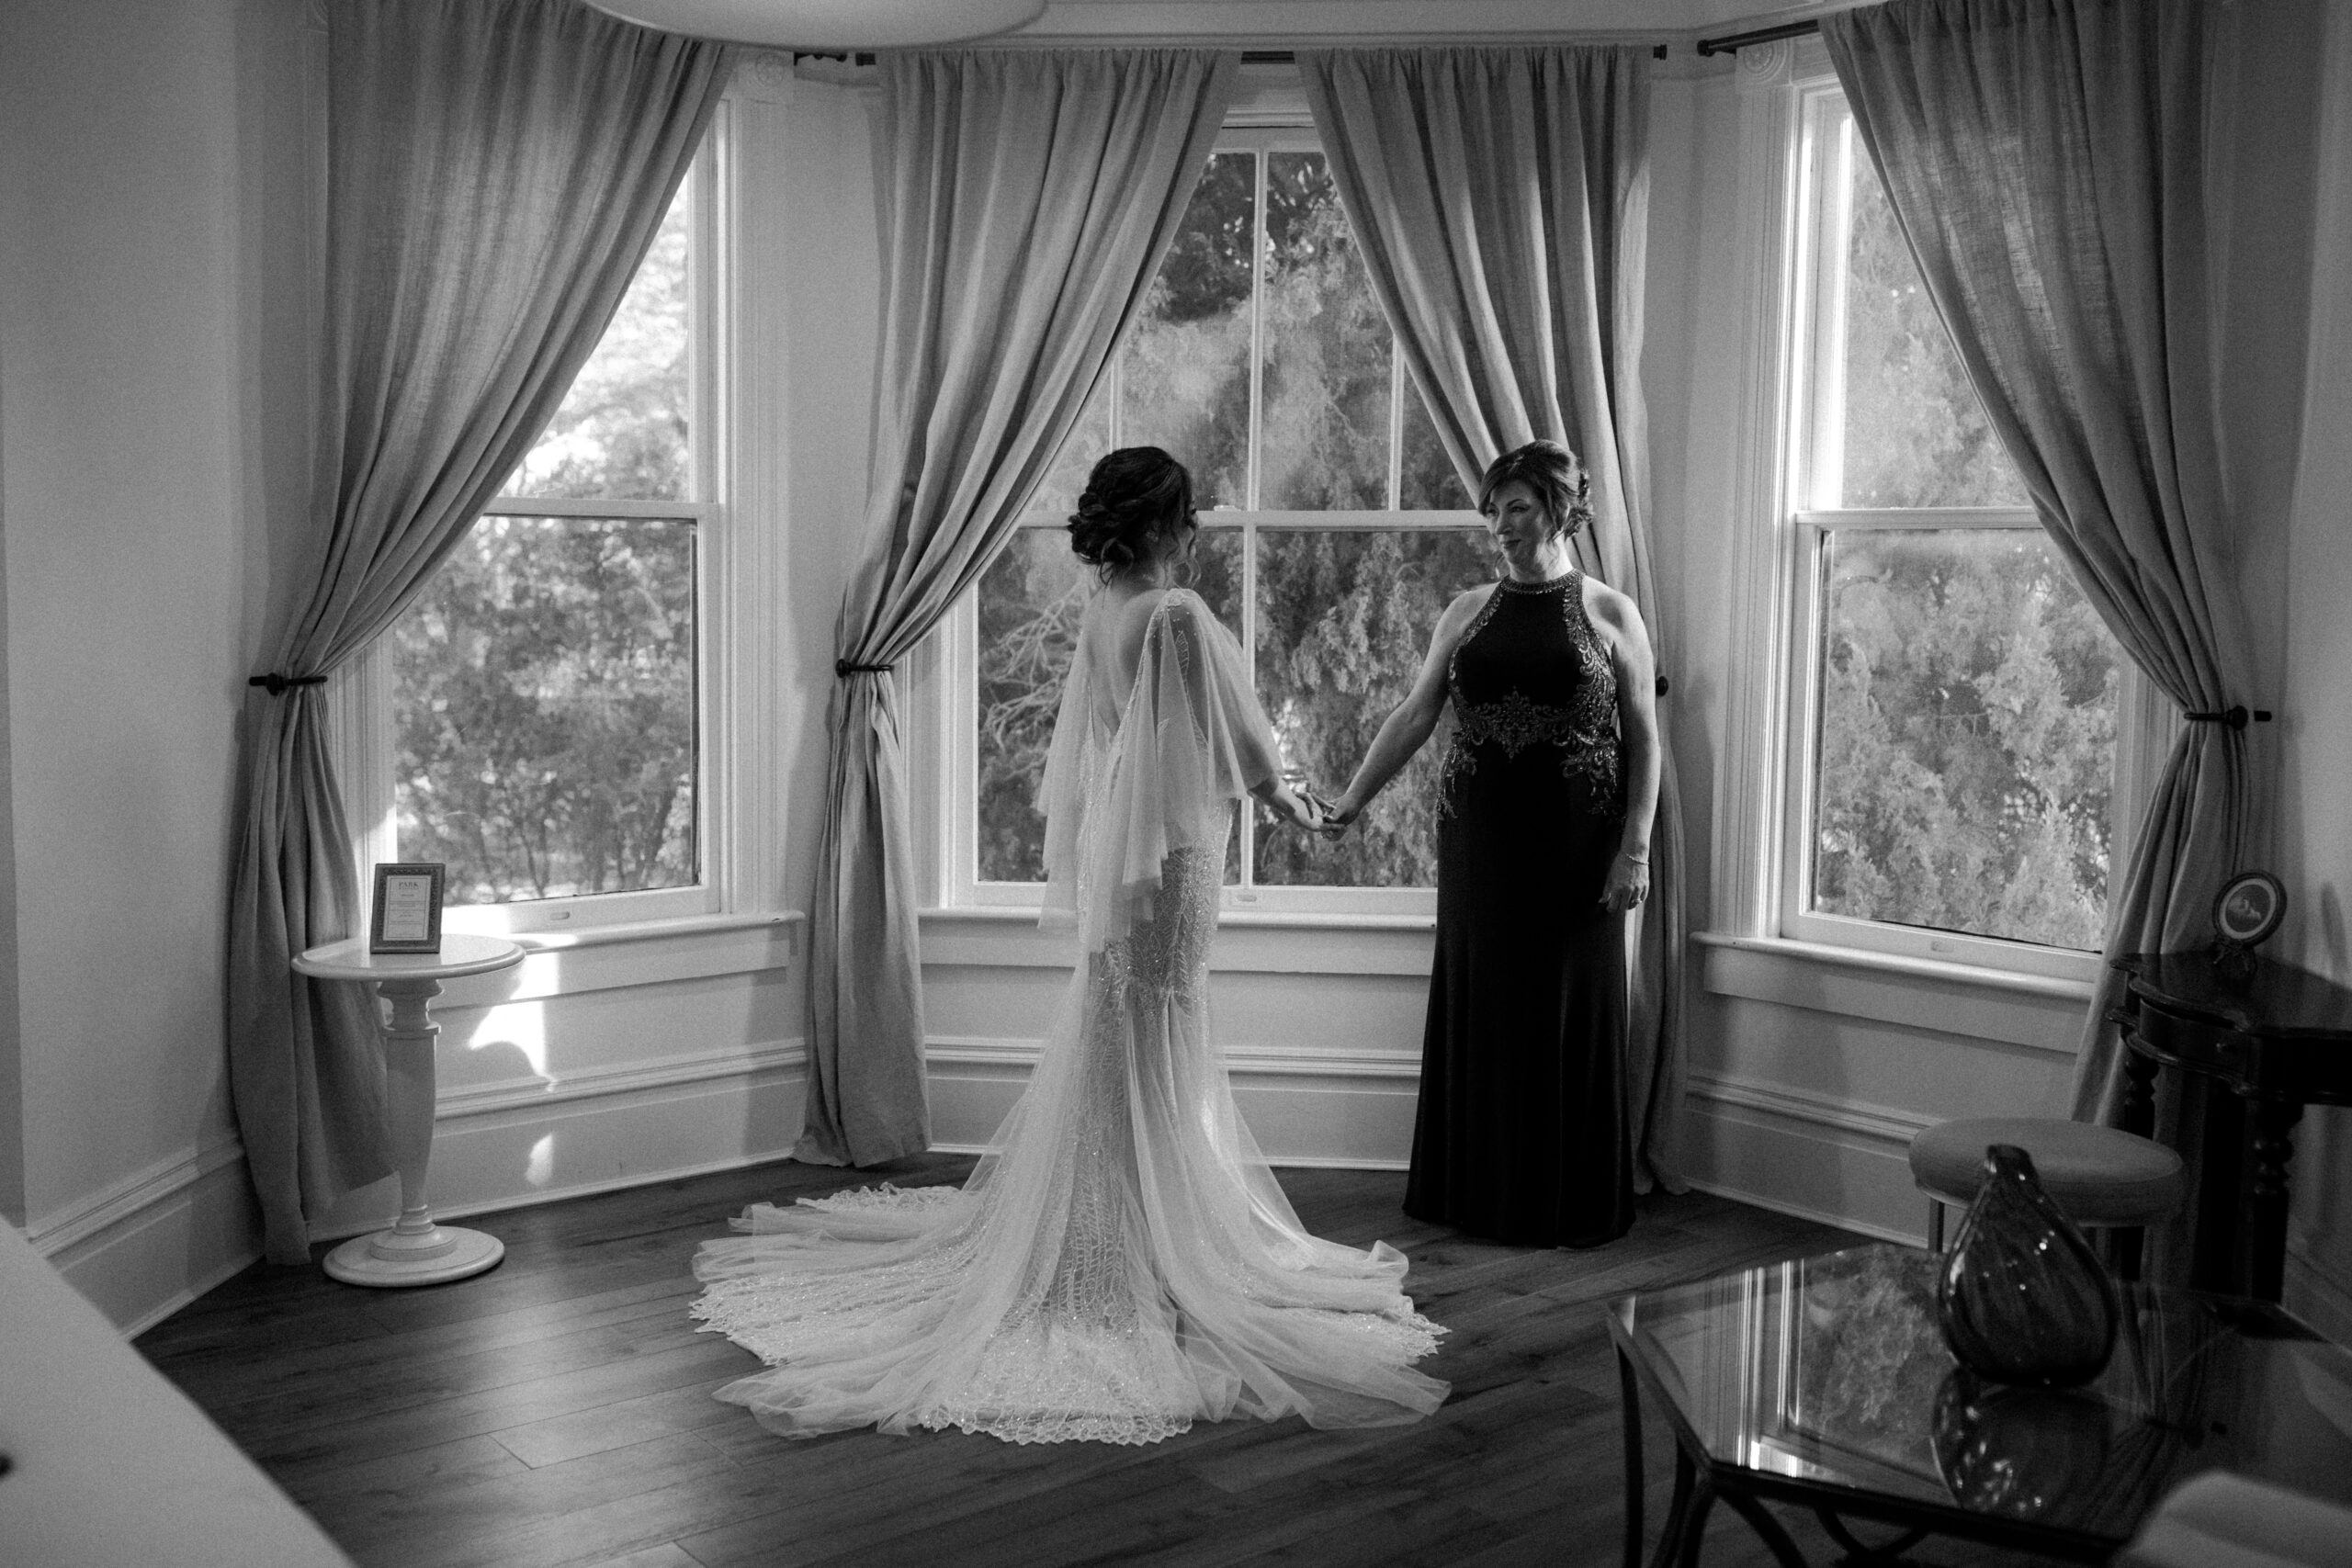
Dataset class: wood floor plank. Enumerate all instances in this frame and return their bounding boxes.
[138,1158,2068,1568]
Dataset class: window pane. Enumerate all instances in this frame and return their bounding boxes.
[503,179,693,502]
[976,531,1090,883]
[1252,528,1495,886]
[1810,528,2116,948]
[1836,119,2028,509]
[394,517,698,904]
[1398,379,1471,511]
[1124,152,1254,509]
[1259,152,1390,510]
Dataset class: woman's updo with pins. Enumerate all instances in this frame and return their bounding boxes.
[1067,446,1195,581]
[1477,439,1593,540]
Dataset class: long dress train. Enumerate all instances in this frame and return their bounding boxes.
[693,588,1447,1444]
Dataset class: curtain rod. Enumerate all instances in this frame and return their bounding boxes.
[1694,19,1821,56]
[1239,45,1671,63]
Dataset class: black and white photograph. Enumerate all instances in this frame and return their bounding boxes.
[6,1,2352,1566]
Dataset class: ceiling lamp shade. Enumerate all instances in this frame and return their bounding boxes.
[584,0,1046,49]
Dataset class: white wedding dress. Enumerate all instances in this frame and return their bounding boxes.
[692,587,1447,1445]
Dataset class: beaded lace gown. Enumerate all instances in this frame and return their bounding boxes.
[1406,568,1635,1247]
[693,588,1447,1444]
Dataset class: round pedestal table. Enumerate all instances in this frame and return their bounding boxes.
[293,933,526,1287]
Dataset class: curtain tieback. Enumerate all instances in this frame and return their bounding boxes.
[835,660,896,679]
[247,672,329,697]
[2184,705,2273,729]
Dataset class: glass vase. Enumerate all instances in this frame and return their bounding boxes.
[1936,1143,2120,1387]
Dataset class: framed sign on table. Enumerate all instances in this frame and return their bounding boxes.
[369,863,446,954]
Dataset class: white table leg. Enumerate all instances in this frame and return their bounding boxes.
[322,976,506,1287]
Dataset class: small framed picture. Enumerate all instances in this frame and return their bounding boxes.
[370,863,446,954]
[2211,870,2287,950]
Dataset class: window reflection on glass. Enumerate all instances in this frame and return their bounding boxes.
[394,518,699,904]
[1124,151,1255,509]
[501,180,693,502]
[1810,528,2116,949]
[1253,529,1495,887]
[1260,152,1391,511]
[1832,116,2028,511]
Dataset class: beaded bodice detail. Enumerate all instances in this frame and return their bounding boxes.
[1441,570,1622,817]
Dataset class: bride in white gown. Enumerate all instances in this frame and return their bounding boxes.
[693,447,1448,1446]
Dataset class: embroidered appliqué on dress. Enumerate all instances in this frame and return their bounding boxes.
[1439,571,1623,818]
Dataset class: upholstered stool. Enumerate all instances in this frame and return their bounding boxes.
[1908,1116,2184,1271]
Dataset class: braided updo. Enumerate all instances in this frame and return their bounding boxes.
[1477,439,1593,540]
[1067,446,1195,581]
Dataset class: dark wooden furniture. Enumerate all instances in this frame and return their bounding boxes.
[1611,1244,2352,1568]
[2111,950,2352,1301]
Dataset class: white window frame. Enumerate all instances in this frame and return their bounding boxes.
[1717,52,2162,987]
[334,79,793,937]
[924,115,1486,921]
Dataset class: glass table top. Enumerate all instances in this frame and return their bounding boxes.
[1612,1245,2352,1544]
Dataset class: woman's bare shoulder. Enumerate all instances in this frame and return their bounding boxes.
[1582,573,1644,635]
[1434,582,1498,640]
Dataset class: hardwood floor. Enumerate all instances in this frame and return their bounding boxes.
[137,1159,2048,1568]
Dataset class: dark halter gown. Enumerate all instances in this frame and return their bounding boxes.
[1404,567,1636,1248]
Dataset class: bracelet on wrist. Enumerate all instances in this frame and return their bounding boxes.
[1617,851,1649,865]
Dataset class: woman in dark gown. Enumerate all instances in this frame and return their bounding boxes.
[1326,441,1660,1247]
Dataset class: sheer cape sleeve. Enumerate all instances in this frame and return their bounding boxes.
[1037,589,1276,952]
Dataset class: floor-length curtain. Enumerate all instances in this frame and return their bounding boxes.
[227,0,732,1264]
[1297,45,1689,1190]
[797,49,1238,1168]
[1823,0,2254,1282]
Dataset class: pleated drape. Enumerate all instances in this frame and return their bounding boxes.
[797,49,1238,1168]
[1824,0,2256,1283]
[1297,45,1689,1190]
[227,0,732,1263]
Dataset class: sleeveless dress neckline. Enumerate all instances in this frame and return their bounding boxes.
[1496,566,1579,594]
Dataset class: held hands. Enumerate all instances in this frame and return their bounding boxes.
[1261,780,1326,833]
[1601,849,1650,914]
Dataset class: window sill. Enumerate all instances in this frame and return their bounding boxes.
[1692,931,2093,1055]
[433,910,803,1007]
[918,906,1432,976]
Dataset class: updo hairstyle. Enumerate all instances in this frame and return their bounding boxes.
[1067,446,1195,581]
[1476,439,1593,541]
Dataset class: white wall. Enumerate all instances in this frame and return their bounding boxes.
[2274,0,2352,1345]
[0,0,291,1328]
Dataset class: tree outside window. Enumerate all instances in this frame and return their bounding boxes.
[391,176,702,908]
[1794,105,2119,953]
[974,140,1490,897]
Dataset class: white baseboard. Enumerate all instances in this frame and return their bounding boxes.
[924,1035,1421,1168]
[310,1039,808,1240]
[28,1142,263,1337]
[1678,1072,1931,1246]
